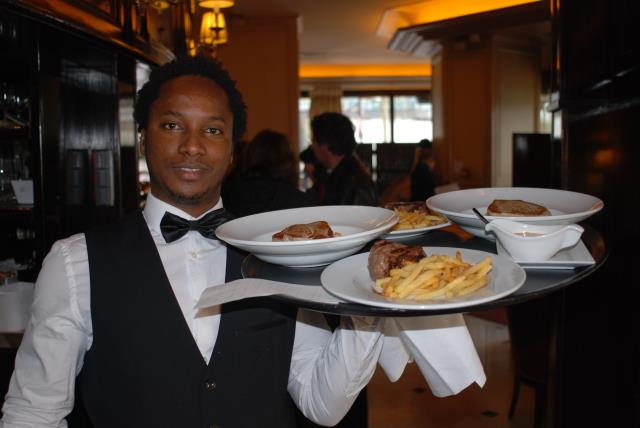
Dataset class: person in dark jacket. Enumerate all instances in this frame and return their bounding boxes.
[222,129,314,217]
[410,138,437,202]
[310,112,377,206]
[299,146,327,204]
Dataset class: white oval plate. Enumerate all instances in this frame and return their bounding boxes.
[216,205,398,267]
[321,247,526,310]
[426,187,604,240]
[381,220,452,241]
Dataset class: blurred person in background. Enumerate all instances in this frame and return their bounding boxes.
[310,112,377,206]
[306,112,377,428]
[222,129,314,217]
[299,146,327,204]
[223,138,249,182]
[410,138,437,202]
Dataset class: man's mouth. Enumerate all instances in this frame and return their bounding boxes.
[173,165,209,180]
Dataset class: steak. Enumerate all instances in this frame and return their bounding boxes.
[368,240,425,280]
[272,221,336,241]
[384,201,429,214]
[486,199,550,216]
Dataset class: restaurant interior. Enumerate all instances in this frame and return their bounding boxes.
[0,0,638,427]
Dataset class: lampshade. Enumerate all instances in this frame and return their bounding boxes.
[150,0,170,10]
[199,0,234,8]
[200,10,228,46]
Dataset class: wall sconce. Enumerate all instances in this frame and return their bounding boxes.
[197,0,234,54]
[199,9,228,47]
[198,0,234,8]
[133,0,184,39]
[135,0,183,16]
[150,1,170,12]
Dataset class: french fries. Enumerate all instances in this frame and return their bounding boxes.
[391,209,447,230]
[373,251,492,301]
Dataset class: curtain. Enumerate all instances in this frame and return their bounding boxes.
[309,84,343,119]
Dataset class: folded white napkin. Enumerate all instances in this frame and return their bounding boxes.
[196,280,486,397]
[379,315,486,397]
[195,278,343,309]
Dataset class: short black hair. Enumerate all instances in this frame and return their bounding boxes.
[418,138,432,149]
[311,112,356,156]
[133,55,247,142]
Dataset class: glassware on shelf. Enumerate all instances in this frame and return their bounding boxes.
[0,81,29,129]
[0,157,17,203]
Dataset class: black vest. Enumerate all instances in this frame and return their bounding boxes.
[79,212,297,428]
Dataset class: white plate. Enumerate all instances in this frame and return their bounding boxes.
[426,187,604,240]
[321,247,526,310]
[381,220,452,241]
[216,205,398,267]
[495,240,595,270]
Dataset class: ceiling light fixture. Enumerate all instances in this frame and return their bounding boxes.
[198,0,234,8]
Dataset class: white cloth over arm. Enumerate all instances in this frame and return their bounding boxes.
[378,314,486,397]
[1,236,91,428]
[288,311,383,427]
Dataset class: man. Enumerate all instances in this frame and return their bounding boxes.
[410,138,436,201]
[299,146,327,203]
[310,112,377,206]
[1,56,383,427]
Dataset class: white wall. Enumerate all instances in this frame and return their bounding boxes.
[491,36,541,187]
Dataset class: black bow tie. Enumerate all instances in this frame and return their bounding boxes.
[160,208,232,243]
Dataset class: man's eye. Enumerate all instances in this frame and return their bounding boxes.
[206,127,222,135]
[162,122,180,130]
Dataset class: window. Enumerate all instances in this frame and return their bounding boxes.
[298,96,311,149]
[342,93,432,144]
[299,92,432,148]
[392,95,432,143]
[341,96,391,143]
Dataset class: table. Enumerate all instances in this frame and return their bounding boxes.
[241,224,607,316]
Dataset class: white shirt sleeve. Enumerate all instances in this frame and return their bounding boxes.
[1,235,91,428]
[288,310,383,427]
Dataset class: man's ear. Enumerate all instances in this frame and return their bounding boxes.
[139,129,146,157]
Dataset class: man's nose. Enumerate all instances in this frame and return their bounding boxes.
[179,130,205,155]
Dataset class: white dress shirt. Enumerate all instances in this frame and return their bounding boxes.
[1,194,383,427]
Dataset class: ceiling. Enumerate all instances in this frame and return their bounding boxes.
[226,0,550,66]
[228,0,432,65]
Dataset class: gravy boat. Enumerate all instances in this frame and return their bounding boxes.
[485,219,584,261]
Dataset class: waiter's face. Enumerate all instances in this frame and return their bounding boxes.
[141,75,234,217]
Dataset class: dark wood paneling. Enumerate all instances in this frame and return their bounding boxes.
[1,6,146,276]
[556,105,639,427]
[559,0,640,100]
[512,133,560,188]
[552,0,640,426]
[67,0,120,24]
[3,0,175,66]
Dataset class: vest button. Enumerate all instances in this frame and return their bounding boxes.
[205,381,216,391]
